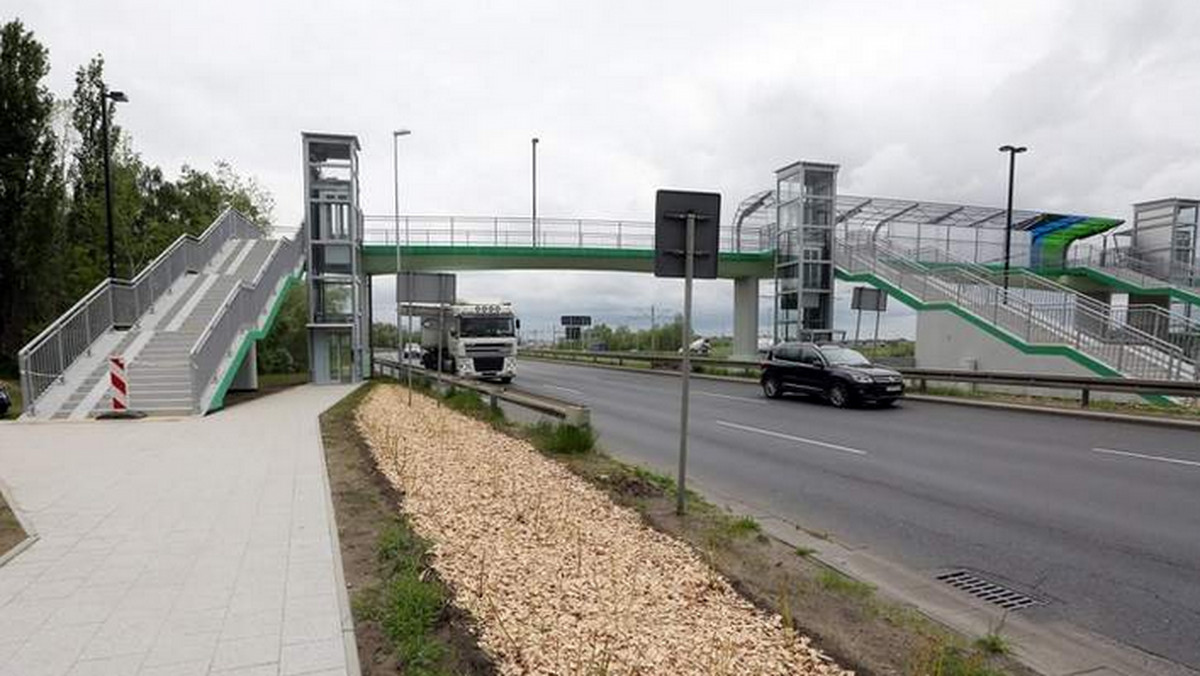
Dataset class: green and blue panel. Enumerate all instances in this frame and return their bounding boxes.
[1025,214,1122,270]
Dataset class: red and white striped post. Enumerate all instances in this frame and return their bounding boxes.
[109,355,128,412]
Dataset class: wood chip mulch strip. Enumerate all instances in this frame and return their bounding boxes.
[357,385,852,676]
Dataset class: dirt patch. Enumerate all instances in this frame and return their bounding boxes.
[0,489,28,561]
[319,383,493,675]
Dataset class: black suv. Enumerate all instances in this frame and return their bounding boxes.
[760,342,904,407]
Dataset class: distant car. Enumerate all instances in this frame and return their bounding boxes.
[678,337,712,356]
[0,384,10,417]
[760,342,904,408]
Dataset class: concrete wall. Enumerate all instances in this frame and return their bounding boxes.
[914,309,1136,401]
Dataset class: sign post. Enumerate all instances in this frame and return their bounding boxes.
[396,272,456,403]
[851,287,888,346]
[654,190,721,515]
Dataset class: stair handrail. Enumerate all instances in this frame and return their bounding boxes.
[16,207,261,414]
[837,237,1189,380]
[189,228,305,413]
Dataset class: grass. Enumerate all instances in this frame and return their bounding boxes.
[353,523,450,675]
[525,420,596,455]
[794,546,816,557]
[0,489,28,560]
[817,568,876,600]
[975,632,1012,656]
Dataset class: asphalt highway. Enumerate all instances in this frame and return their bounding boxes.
[514,359,1200,670]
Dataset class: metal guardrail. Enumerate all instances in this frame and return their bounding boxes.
[190,229,305,413]
[361,214,772,253]
[17,208,261,414]
[519,349,1200,407]
[371,357,590,425]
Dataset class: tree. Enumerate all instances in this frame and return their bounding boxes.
[0,20,66,371]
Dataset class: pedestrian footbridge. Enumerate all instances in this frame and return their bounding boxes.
[18,196,1200,419]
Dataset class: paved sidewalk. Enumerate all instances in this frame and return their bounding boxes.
[0,384,358,676]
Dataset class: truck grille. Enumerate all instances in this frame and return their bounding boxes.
[472,357,505,373]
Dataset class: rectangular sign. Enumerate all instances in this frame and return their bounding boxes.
[560,315,592,327]
[565,326,582,341]
[396,272,456,304]
[851,287,888,311]
[654,190,721,279]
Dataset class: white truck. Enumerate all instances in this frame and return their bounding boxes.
[419,302,518,383]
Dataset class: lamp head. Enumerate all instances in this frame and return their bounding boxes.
[393,129,411,137]
[107,90,128,103]
[999,144,1027,154]
[532,137,539,144]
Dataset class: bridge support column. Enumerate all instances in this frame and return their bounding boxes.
[230,343,259,392]
[733,276,759,360]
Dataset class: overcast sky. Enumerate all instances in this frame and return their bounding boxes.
[13,0,1200,338]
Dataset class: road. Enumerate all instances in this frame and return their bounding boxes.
[515,359,1200,670]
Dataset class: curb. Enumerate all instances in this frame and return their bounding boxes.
[315,385,366,676]
[523,356,1200,431]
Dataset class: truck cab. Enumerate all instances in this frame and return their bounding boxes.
[421,302,518,383]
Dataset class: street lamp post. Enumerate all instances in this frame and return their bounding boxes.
[531,137,539,246]
[393,129,412,403]
[998,144,1027,302]
[100,85,128,279]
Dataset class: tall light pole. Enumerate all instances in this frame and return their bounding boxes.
[531,137,539,246]
[998,144,1027,302]
[393,129,412,401]
[100,85,128,279]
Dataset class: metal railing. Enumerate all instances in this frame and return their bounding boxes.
[17,208,261,413]
[873,236,1198,378]
[362,215,772,253]
[520,349,1200,407]
[190,228,305,413]
[836,236,1193,380]
[371,356,590,425]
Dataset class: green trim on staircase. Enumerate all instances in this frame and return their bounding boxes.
[203,271,303,414]
[834,267,1171,404]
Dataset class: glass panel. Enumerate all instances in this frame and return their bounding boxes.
[313,245,352,274]
[459,316,515,338]
[315,281,354,323]
[803,170,834,197]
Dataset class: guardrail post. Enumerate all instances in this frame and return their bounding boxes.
[450,217,455,246]
[578,220,583,247]
[1081,387,1090,408]
[494,217,498,246]
[617,221,623,248]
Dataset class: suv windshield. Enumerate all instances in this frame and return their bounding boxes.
[819,346,871,366]
[459,316,514,338]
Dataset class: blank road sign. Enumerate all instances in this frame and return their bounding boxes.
[561,315,592,327]
[396,272,456,304]
[654,190,721,279]
[851,287,888,311]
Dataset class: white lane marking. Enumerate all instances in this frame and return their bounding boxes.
[544,384,585,396]
[714,420,868,456]
[697,391,766,405]
[1092,447,1200,469]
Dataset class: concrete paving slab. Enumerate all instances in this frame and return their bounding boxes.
[0,384,357,676]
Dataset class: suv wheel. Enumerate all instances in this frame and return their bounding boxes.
[762,376,782,399]
[827,382,851,408]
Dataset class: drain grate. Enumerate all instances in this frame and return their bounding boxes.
[936,570,1043,611]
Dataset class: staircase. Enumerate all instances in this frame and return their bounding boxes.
[18,209,304,419]
[835,234,1197,382]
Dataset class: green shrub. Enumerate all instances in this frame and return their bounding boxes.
[528,421,596,455]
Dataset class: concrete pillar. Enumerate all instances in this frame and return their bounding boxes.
[230,343,259,392]
[733,277,759,360]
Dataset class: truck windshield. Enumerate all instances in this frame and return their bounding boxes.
[819,346,871,366]
[459,316,514,338]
